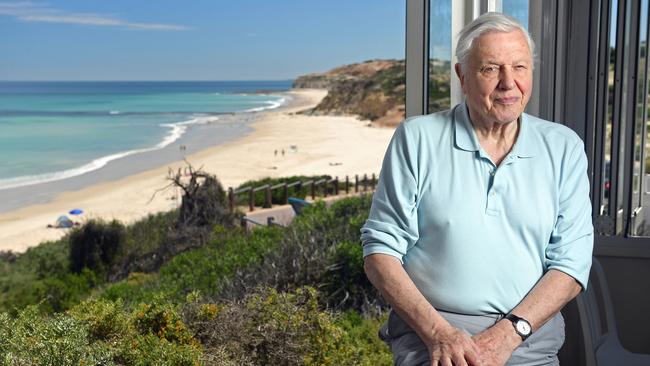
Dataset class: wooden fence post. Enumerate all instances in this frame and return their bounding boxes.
[371,173,376,190]
[248,188,254,212]
[345,176,350,194]
[311,181,316,200]
[265,185,272,208]
[355,174,359,193]
[335,176,339,195]
[283,183,288,204]
[228,187,234,214]
[363,174,368,191]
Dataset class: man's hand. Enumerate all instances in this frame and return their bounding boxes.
[425,324,483,366]
[471,320,520,366]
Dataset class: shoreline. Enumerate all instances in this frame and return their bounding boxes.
[0,93,290,212]
[0,89,396,252]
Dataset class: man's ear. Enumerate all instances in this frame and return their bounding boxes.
[454,63,464,83]
[454,63,465,93]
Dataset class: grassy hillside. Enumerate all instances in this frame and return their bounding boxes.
[0,172,391,365]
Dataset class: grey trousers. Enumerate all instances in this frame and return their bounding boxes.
[379,310,565,366]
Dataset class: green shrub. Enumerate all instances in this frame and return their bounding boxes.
[156,225,283,301]
[68,298,131,341]
[335,311,392,366]
[329,194,374,224]
[185,287,348,365]
[132,296,197,346]
[0,240,72,313]
[0,306,113,365]
[69,219,126,276]
[114,334,202,366]
[120,210,178,261]
[17,240,70,280]
[184,286,390,366]
[38,269,98,313]
[323,240,376,311]
[100,272,162,305]
[218,194,386,314]
[67,297,203,365]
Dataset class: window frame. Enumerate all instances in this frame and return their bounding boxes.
[405,0,650,257]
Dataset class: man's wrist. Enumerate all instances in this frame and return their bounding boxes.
[495,319,523,349]
[423,317,454,343]
[504,313,533,341]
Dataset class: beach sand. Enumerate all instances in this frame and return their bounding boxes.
[0,89,396,252]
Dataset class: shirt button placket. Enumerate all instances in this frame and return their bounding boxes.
[486,167,499,216]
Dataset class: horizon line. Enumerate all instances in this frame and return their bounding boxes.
[0,79,296,83]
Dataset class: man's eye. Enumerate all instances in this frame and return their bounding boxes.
[515,65,527,70]
[481,66,497,74]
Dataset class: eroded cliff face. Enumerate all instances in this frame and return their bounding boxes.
[293,60,405,126]
[293,59,451,127]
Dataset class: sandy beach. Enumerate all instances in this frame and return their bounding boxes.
[0,89,396,252]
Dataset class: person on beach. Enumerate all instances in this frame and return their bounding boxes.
[361,12,593,366]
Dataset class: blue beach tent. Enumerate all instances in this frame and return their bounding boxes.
[56,215,74,228]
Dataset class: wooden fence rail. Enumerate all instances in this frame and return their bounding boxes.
[228,174,378,214]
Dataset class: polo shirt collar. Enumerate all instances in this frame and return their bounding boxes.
[453,101,538,158]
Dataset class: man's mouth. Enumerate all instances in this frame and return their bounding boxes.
[494,97,519,105]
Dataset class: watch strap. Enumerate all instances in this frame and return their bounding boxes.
[504,313,532,341]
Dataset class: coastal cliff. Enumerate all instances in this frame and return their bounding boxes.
[293,59,451,126]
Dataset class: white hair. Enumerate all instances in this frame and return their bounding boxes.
[455,12,535,72]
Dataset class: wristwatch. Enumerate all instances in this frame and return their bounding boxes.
[504,313,532,341]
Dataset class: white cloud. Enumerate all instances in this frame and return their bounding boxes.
[0,1,191,31]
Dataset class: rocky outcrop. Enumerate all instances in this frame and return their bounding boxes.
[293,59,451,126]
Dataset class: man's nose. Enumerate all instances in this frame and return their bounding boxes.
[498,67,516,89]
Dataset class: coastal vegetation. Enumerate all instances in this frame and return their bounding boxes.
[293,58,451,126]
[0,171,391,365]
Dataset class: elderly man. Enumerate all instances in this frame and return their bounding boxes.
[361,12,593,366]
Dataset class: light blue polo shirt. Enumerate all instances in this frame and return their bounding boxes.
[361,102,594,315]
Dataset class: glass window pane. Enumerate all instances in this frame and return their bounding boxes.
[428,0,452,113]
[602,0,619,216]
[502,0,529,30]
[635,0,650,236]
[634,0,649,199]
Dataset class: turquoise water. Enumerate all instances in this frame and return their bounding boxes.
[0,81,291,189]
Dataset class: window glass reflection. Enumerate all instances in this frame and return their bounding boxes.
[602,0,618,216]
[428,0,451,113]
[502,0,529,30]
[636,0,650,235]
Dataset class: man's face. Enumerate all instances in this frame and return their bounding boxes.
[456,30,533,127]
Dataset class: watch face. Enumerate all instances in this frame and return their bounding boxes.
[516,320,532,335]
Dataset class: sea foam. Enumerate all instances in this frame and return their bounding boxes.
[0,88,289,191]
[0,115,219,191]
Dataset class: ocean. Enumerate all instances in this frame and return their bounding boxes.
[0,81,292,191]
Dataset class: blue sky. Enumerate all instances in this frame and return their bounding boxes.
[0,0,406,81]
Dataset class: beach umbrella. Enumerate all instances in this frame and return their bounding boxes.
[69,209,84,215]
